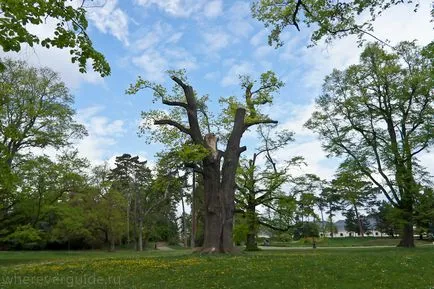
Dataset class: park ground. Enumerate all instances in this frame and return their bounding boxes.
[0,244,433,289]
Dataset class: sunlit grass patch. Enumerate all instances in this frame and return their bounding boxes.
[0,248,433,289]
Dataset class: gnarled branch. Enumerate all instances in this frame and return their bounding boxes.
[154,119,191,136]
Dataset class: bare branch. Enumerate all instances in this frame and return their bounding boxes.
[245,119,278,129]
[162,99,188,109]
[154,119,191,136]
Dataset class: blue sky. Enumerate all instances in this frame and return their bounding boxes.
[1,0,433,182]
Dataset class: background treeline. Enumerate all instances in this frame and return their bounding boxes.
[0,59,182,250]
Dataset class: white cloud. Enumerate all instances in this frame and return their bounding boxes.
[0,16,105,89]
[226,1,254,38]
[228,20,254,38]
[130,22,197,80]
[167,32,184,44]
[227,1,251,19]
[135,0,205,17]
[221,61,255,86]
[75,106,126,164]
[1,45,103,89]
[202,31,230,52]
[203,0,223,18]
[132,50,168,82]
[204,71,220,80]
[250,29,268,47]
[87,0,130,46]
[254,45,274,59]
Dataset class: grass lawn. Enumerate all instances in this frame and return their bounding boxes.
[0,247,433,289]
[270,237,433,248]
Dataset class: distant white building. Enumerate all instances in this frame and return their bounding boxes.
[319,219,392,238]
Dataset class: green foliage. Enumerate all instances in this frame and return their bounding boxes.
[3,225,42,248]
[233,217,249,246]
[306,41,433,216]
[292,221,319,240]
[252,0,419,47]
[414,187,434,236]
[0,59,86,163]
[372,201,400,236]
[220,71,283,129]
[177,143,210,162]
[331,159,378,213]
[343,209,369,235]
[0,0,110,76]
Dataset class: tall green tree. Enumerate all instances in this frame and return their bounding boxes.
[127,70,283,253]
[0,59,86,165]
[91,164,127,251]
[0,0,110,75]
[236,126,301,250]
[372,201,400,237]
[344,208,369,236]
[0,59,85,226]
[306,42,433,247]
[331,160,378,237]
[252,0,422,47]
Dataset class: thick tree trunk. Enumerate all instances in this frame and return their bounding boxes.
[160,78,252,254]
[397,201,415,248]
[200,109,245,253]
[201,157,224,252]
[398,222,415,247]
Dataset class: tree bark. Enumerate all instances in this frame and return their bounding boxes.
[155,77,270,253]
[397,197,415,248]
[245,205,259,251]
[201,108,245,253]
[191,171,196,248]
[138,218,143,251]
[109,236,115,252]
[181,194,188,248]
[353,205,364,237]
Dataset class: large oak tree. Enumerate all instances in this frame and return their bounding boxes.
[127,71,283,253]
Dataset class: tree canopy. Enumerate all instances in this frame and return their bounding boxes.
[252,0,422,47]
[306,41,433,247]
[0,0,110,76]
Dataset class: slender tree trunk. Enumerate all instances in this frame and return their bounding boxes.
[181,195,188,248]
[110,236,115,252]
[126,198,130,246]
[245,204,259,251]
[138,218,143,251]
[191,171,196,248]
[320,209,325,236]
[353,205,364,237]
[133,191,138,251]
